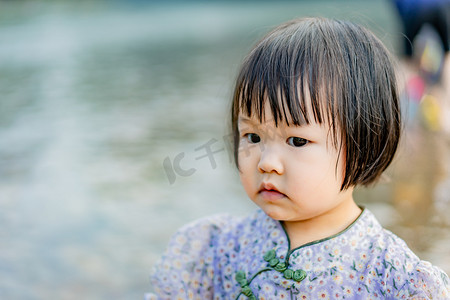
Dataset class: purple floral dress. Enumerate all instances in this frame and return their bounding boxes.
[146,208,450,299]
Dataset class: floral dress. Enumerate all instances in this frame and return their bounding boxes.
[146,208,450,299]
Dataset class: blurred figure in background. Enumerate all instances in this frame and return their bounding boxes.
[394,0,449,84]
[390,0,450,274]
[393,0,450,129]
[394,0,449,57]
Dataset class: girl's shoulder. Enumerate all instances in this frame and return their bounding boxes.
[367,218,450,298]
[389,256,450,299]
[147,210,262,299]
[167,209,261,244]
[155,211,246,263]
[410,260,450,299]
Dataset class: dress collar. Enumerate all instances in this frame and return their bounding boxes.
[252,207,382,258]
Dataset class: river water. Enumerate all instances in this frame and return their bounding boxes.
[0,1,449,299]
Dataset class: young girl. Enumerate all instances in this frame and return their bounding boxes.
[146,18,450,299]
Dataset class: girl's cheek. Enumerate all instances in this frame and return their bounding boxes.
[238,142,259,162]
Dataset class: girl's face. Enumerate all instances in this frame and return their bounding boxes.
[237,103,355,227]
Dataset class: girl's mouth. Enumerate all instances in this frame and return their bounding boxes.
[259,183,286,201]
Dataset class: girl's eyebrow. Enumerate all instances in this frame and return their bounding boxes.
[238,116,310,128]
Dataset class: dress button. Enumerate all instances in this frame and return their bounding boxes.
[293,269,307,282]
[283,269,293,279]
[274,262,287,272]
[269,258,279,267]
[241,286,254,297]
[263,249,276,262]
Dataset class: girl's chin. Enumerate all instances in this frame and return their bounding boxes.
[258,206,287,221]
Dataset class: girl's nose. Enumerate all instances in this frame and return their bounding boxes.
[257,147,284,174]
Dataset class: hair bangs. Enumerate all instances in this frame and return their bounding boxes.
[241,61,322,125]
[233,21,340,141]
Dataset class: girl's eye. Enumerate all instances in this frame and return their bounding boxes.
[246,133,261,144]
[287,137,308,147]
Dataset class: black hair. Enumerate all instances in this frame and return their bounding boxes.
[231,17,401,190]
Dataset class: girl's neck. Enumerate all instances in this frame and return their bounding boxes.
[282,192,361,250]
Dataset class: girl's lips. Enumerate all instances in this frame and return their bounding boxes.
[259,189,286,201]
[258,183,286,201]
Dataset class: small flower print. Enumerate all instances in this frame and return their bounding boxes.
[271,230,280,238]
[356,286,364,295]
[332,247,341,256]
[192,240,202,251]
[223,280,233,292]
[262,283,273,294]
[278,290,288,298]
[171,273,179,281]
[331,262,344,271]
[405,262,413,272]
[175,235,187,245]
[343,286,354,296]
[192,280,200,289]
[172,259,182,269]
[332,274,343,285]
[298,292,308,299]
[318,290,329,299]
[182,271,190,282]
[280,280,291,289]
[305,249,312,257]
[303,262,312,271]
[360,251,368,261]
[224,265,233,275]
[348,272,357,283]
[356,261,364,271]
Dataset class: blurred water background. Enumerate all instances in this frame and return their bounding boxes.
[0,0,449,299]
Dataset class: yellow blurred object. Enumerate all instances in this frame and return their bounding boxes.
[420,43,443,75]
[420,94,441,131]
